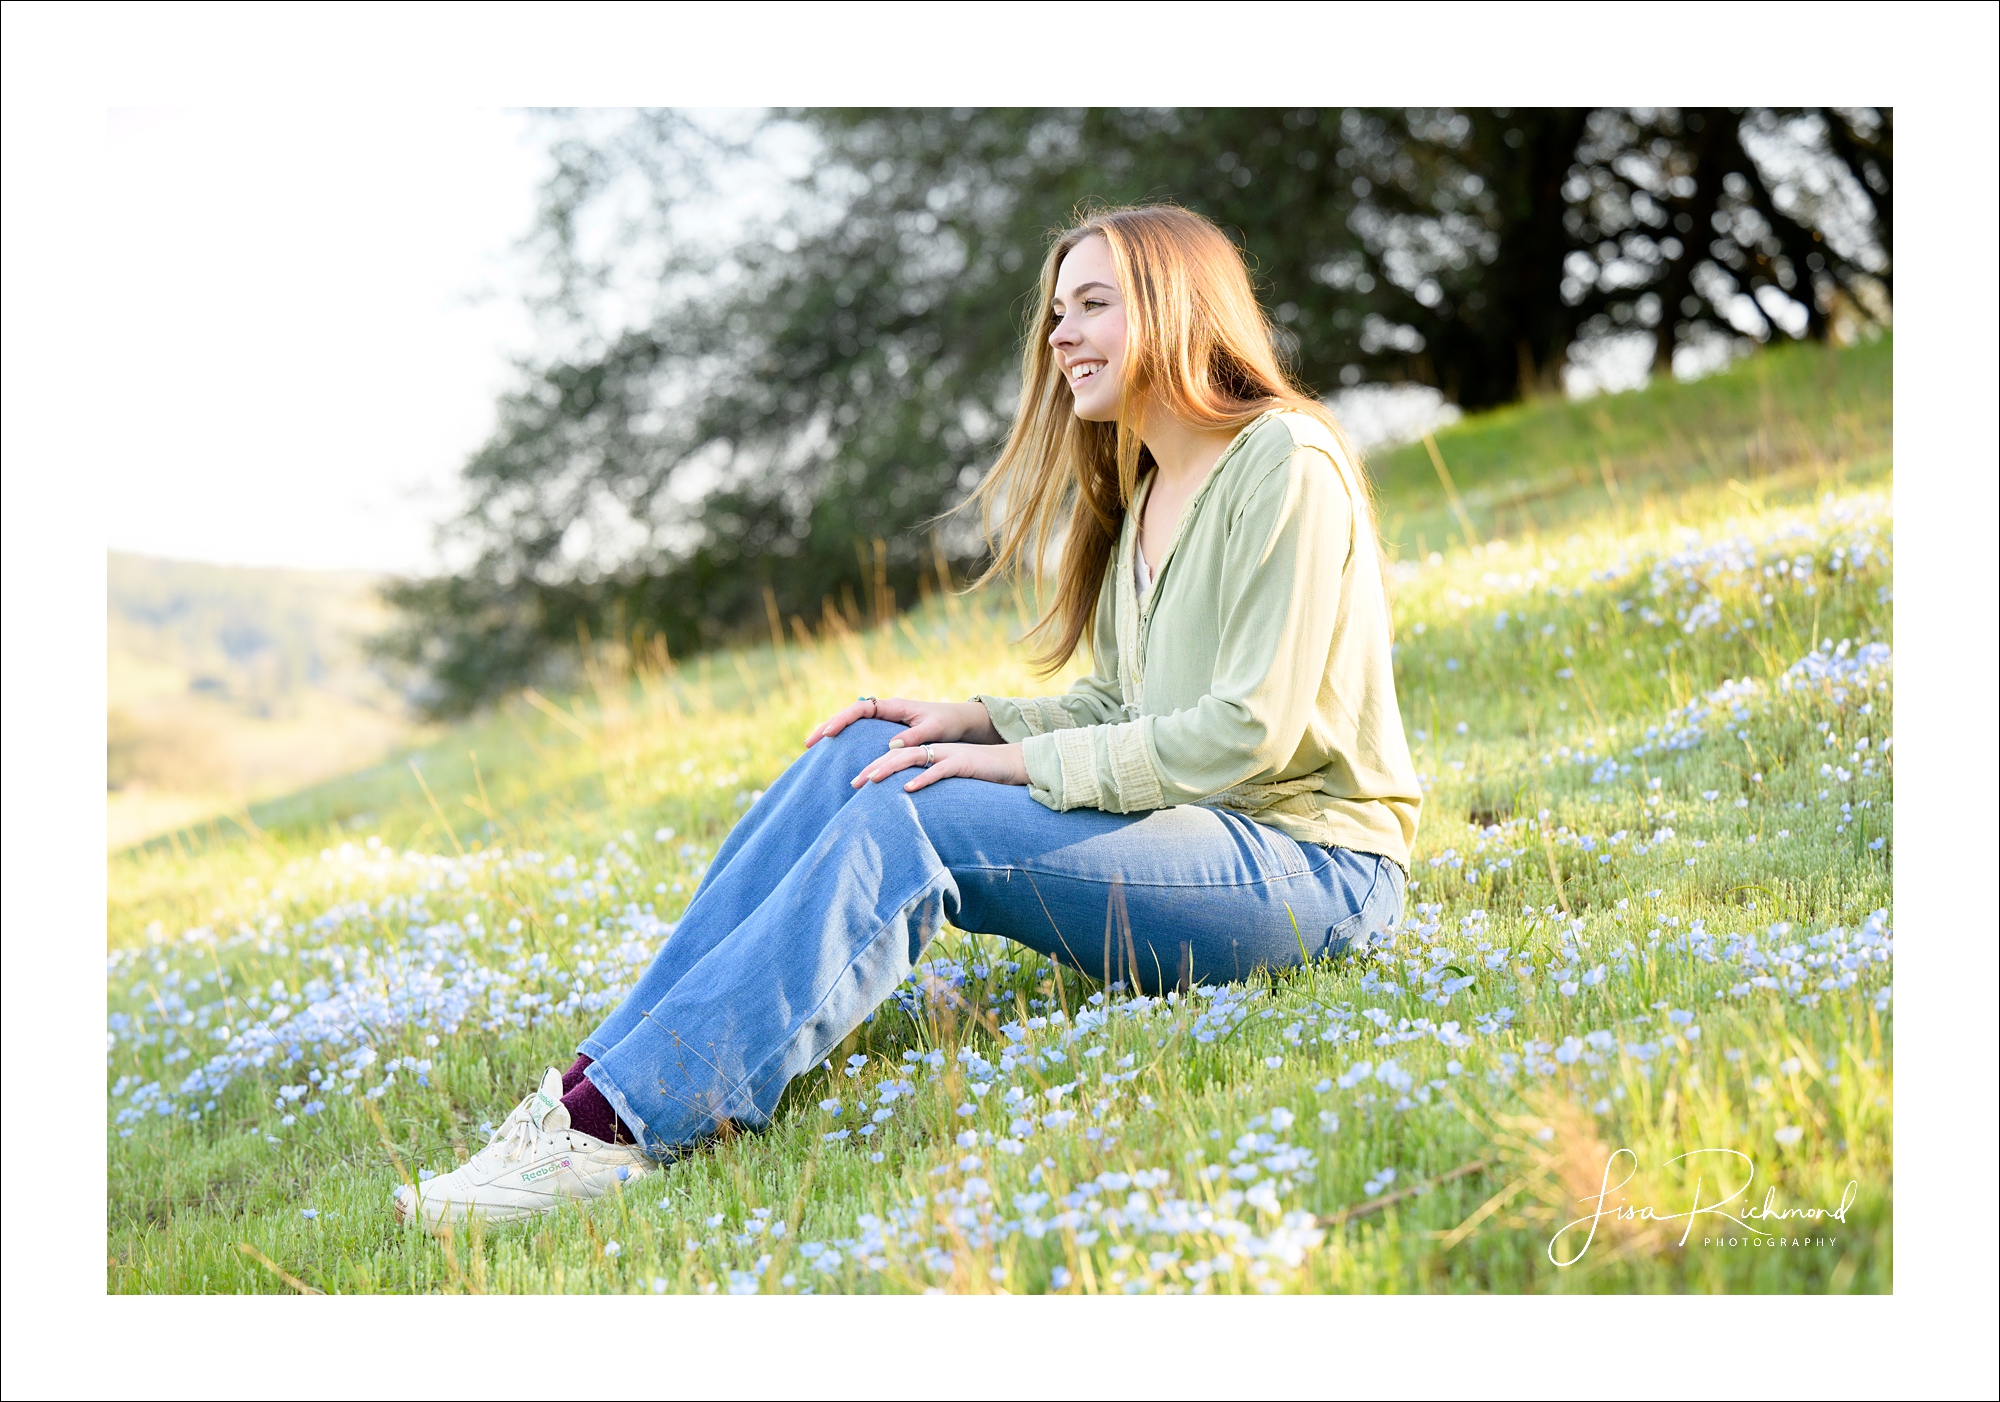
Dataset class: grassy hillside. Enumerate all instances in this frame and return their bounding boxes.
[107,336,1892,1294]
[108,554,424,849]
[1366,336,1891,560]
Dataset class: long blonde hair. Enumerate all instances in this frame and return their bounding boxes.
[969,204,1379,671]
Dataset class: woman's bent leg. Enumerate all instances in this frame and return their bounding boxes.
[578,719,902,1060]
[585,771,957,1155]
[917,784,1405,994]
[587,774,1402,1156]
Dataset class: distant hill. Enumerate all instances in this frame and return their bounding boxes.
[108,554,425,848]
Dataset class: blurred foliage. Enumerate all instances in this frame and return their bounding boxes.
[378,107,1891,716]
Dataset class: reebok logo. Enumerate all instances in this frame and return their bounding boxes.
[520,1157,572,1185]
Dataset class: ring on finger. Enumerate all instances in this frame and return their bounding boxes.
[922,743,936,766]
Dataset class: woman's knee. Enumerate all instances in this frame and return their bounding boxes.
[821,718,898,759]
[795,719,897,781]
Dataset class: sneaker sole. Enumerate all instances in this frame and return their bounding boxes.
[395,1168,655,1229]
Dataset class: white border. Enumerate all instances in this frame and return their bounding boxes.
[4,2,1994,1397]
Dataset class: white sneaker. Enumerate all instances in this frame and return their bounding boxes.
[393,1067,654,1226]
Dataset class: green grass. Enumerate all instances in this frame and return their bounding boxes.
[107,336,1893,1294]
[1368,332,1891,560]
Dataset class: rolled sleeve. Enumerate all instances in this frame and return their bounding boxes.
[1021,718,1166,815]
[974,677,1125,739]
[976,694,1061,743]
[1021,731,1068,809]
[980,675,1124,811]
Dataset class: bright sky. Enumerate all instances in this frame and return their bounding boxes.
[103,108,545,574]
[85,107,1550,579]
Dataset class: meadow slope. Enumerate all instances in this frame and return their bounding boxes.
[107,337,1892,1294]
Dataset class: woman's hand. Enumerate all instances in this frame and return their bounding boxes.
[851,741,1029,793]
[805,697,1001,750]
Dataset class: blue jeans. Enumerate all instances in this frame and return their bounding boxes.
[580,719,1403,1157]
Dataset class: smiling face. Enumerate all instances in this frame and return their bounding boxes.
[1048,234,1128,423]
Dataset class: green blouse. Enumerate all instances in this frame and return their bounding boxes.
[976,409,1423,867]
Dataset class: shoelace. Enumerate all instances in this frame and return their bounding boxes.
[481,1085,550,1148]
[487,1113,553,1164]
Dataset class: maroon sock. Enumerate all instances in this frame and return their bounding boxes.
[561,1077,627,1143]
[560,1054,594,1095]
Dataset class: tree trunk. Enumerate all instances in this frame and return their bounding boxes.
[1652,110,1734,376]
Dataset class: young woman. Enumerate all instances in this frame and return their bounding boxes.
[396,205,1423,1226]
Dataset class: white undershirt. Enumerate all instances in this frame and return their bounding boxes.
[1135,544,1154,601]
